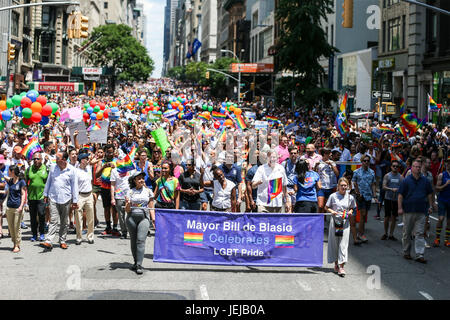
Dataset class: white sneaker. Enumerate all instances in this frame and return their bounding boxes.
[398,222,404,227]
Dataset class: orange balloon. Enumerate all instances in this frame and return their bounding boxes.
[112,102,117,107]
[234,108,242,116]
[229,106,235,112]
[224,119,233,126]
[96,112,103,120]
[178,105,184,111]
[30,102,43,113]
[0,101,6,111]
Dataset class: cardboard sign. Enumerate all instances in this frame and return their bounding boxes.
[68,121,89,145]
[254,120,268,130]
[89,120,109,144]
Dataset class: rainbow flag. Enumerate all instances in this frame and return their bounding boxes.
[335,93,349,136]
[212,111,227,120]
[400,113,419,131]
[396,126,408,139]
[21,137,43,160]
[428,94,439,112]
[267,177,283,204]
[87,122,101,132]
[266,116,279,124]
[184,232,203,246]
[198,113,210,122]
[275,235,294,248]
[218,127,227,142]
[115,154,135,174]
[379,125,396,134]
[128,145,137,161]
[399,98,405,114]
[235,114,247,131]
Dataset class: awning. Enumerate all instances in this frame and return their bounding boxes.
[27,82,84,92]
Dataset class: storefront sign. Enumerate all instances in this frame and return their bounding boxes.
[27,82,84,92]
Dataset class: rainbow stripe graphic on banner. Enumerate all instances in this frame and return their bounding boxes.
[399,98,405,114]
[115,155,135,174]
[198,113,210,121]
[218,127,227,142]
[21,137,43,160]
[87,122,101,132]
[184,232,203,246]
[275,235,295,248]
[235,114,247,130]
[267,177,283,204]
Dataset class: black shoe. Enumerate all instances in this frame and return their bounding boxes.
[76,240,82,245]
[130,263,137,271]
[88,240,94,244]
[136,265,143,275]
[120,233,127,239]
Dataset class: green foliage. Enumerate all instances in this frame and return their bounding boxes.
[167,66,186,81]
[185,61,208,84]
[84,24,154,82]
[275,0,338,108]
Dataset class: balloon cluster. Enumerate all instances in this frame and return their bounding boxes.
[0,90,59,130]
[82,100,111,122]
[212,101,243,129]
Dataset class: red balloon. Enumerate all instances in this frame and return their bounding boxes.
[41,104,53,116]
[31,112,42,123]
[103,111,109,119]
[89,100,97,107]
[214,121,220,129]
[99,103,106,111]
[83,112,90,121]
[36,95,47,106]
[21,97,32,109]
[22,117,33,126]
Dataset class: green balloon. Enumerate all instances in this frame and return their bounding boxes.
[84,103,90,109]
[12,95,21,106]
[153,102,158,107]
[20,92,27,97]
[138,101,143,106]
[49,102,58,114]
[208,106,213,112]
[22,108,32,119]
[93,106,100,113]
[0,121,5,131]
[202,105,207,111]
[6,98,14,109]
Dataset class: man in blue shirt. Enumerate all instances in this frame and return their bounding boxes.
[353,155,378,243]
[398,159,435,263]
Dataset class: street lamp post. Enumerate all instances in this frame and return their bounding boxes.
[221,49,241,105]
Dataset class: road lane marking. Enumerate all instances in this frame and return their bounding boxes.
[419,291,433,300]
[200,284,210,300]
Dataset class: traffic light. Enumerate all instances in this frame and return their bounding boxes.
[240,93,245,99]
[7,43,15,61]
[342,0,353,28]
[205,71,210,79]
[250,82,255,91]
[79,15,89,38]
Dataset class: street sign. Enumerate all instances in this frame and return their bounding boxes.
[372,91,392,99]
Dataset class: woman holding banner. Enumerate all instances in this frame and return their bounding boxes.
[325,177,356,277]
[125,171,155,275]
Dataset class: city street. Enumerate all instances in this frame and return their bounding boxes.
[1,201,449,300]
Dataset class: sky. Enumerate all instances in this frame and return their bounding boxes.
[141,0,165,78]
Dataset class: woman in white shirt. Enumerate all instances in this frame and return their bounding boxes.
[125,171,155,275]
[75,153,95,245]
[201,167,237,212]
[325,177,356,277]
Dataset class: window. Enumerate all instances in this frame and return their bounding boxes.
[252,11,258,29]
[387,17,401,51]
[42,6,56,28]
[104,1,108,9]
[402,15,406,48]
[11,11,19,37]
[259,31,264,60]
[387,0,399,6]
[382,21,386,52]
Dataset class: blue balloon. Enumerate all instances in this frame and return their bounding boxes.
[295,112,299,117]
[26,90,39,103]
[15,108,22,117]
[86,107,94,114]
[39,116,49,126]
[90,113,97,120]
[1,110,11,121]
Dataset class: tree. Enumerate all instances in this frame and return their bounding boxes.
[167,66,186,81]
[208,57,238,98]
[84,24,154,93]
[185,61,208,85]
[275,0,338,108]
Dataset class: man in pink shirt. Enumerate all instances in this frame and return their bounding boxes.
[275,135,290,164]
[301,144,322,170]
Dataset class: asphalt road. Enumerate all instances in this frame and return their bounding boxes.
[0,200,449,301]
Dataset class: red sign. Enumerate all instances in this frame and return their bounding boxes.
[230,63,274,73]
[32,82,82,92]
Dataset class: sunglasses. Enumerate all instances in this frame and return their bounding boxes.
[362,160,370,163]
[392,165,399,168]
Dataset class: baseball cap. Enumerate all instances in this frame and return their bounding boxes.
[331,147,342,154]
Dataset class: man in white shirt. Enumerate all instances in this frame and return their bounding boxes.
[252,151,288,213]
[75,153,95,245]
[40,151,79,250]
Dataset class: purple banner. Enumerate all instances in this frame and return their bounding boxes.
[154,209,324,267]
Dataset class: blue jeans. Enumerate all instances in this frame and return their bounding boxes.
[180,200,201,211]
